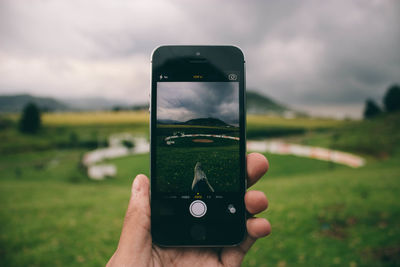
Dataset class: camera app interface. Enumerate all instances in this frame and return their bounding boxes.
[156,81,240,198]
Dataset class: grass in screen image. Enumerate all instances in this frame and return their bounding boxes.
[155,123,240,193]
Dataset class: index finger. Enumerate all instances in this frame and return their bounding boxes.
[247,153,269,188]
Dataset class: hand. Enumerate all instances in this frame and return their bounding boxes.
[107,153,271,267]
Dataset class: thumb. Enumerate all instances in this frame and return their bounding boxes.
[115,174,152,261]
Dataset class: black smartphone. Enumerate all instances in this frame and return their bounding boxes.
[150,45,246,246]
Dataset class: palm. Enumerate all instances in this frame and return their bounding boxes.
[152,245,248,267]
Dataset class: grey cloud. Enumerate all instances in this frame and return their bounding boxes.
[157,82,239,125]
[0,0,399,117]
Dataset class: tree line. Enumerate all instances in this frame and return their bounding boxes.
[16,83,400,135]
[364,84,400,119]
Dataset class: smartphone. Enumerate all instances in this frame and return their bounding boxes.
[150,45,246,246]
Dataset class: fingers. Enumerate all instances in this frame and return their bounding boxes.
[220,235,257,267]
[108,174,152,266]
[222,153,269,266]
[245,190,268,215]
[221,153,269,266]
[247,153,269,188]
[246,217,271,238]
[220,190,271,266]
[220,218,271,267]
[120,174,151,247]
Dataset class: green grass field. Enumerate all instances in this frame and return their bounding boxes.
[156,145,240,192]
[155,124,240,192]
[0,111,399,266]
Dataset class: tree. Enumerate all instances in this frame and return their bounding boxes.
[363,99,382,119]
[383,84,400,112]
[19,103,41,134]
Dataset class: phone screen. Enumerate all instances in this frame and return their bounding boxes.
[151,46,246,246]
[156,81,240,195]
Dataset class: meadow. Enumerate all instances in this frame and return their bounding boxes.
[0,111,399,266]
[155,124,240,192]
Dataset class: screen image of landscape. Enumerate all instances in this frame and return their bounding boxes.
[155,82,240,193]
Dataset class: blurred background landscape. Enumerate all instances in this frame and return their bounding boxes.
[1,0,400,266]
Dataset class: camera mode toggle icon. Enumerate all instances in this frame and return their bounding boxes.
[228,74,237,81]
[227,204,236,214]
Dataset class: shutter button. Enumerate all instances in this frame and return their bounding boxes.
[189,200,207,218]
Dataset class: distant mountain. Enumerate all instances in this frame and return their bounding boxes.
[157,119,181,124]
[0,91,293,115]
[157,117,233,127]
[246,90,288,114]
[183,117,232,127]
[0,94,136,112]
[62,97,131,110]
[0,94,68,112]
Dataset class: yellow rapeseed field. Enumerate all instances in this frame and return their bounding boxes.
[6,111,347,128]
[42,111,149,125]
[40,111,346,128]
[247,114,346,129]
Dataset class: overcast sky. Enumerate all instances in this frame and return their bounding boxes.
[0,0,399,118]
[158,82,239,125]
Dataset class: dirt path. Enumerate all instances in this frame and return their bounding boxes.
[247,140,365,168]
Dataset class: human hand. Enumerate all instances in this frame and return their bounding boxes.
[107,153,271,267]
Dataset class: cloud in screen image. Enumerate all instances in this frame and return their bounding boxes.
[157,82,239,126]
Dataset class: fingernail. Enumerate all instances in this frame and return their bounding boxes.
[133,175,141,192]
